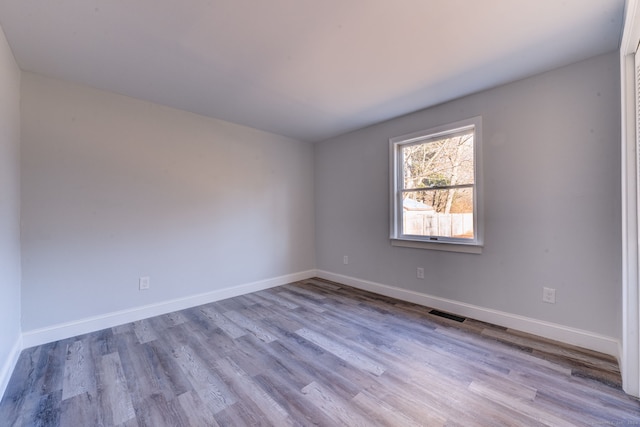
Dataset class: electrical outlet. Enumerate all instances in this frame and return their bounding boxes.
[343,256,349,265]
[139,276,150,290]
[542,287,556,304]
[417,267,425,279]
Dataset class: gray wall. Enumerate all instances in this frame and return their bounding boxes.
[20,73,316,331]
[11,48,625,345]
[315,52,621,339]
[0,23,21,384]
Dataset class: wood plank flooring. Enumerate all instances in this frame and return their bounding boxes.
[1,278,639,426]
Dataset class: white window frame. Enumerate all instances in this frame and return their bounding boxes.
[389,116,483,253]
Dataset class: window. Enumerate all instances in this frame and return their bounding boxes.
[390,117,482,253]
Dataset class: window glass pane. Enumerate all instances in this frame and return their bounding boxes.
[402,133,474,190]
[402,188,474,239]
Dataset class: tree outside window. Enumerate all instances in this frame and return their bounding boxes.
[390,117,482,249]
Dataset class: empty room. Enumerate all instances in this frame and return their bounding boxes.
[2,0,640,425]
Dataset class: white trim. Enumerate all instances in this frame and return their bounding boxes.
[389,116,484,250]
[0,334,23,402]
[316,270,620,358]
[620,0,640,398]
[391,238,483,254]
[22,270,316,348]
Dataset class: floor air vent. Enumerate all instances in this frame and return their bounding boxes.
[429,309,466,323]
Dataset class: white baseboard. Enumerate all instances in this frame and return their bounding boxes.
[316,270,620,359]
[17,267,621,361]
[0,334,23,402]
[22,270,316,349]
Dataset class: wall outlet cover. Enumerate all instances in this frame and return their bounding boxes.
[542,287,556,304]
[139,276,150,290]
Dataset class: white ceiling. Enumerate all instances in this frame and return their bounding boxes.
[0,1,625,142]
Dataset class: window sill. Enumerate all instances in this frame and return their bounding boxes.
[390,238,483,254]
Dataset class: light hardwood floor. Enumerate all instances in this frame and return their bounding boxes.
[1,278,639,426]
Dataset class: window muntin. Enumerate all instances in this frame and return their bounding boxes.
[390,117,482,249]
